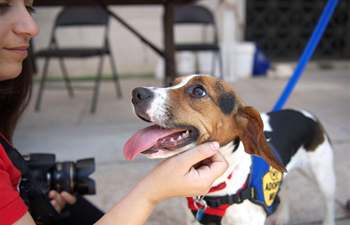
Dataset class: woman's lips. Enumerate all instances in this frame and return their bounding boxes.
[3,47,28,58]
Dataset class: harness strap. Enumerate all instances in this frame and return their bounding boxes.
[204,186,255,208]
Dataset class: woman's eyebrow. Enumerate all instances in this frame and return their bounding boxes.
[0,0,9,4]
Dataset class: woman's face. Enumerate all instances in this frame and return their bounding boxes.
[0,0,39,81]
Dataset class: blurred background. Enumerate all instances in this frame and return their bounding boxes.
[16,0,350,224]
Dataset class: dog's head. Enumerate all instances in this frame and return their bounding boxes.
[124,75,285,172]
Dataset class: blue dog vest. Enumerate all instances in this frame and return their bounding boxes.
[187,154,284,225]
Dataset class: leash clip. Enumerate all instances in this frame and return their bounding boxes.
[194,195,207,210]
[194,196,207,221]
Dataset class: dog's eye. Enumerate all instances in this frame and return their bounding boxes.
[187,85,207,98]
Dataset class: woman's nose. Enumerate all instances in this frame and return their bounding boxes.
[13,9,39,38]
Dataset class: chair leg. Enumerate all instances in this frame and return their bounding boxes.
[211,51,216,75]
[218,50,224,79]
[59,58,74,98]
[109,52,122,98]
[29,40,37,74]
[35,57,50,111]
[91,56,105,114]
[194,52,200,74]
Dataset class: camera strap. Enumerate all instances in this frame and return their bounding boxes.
[0,135,60,225]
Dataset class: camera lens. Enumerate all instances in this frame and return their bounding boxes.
[52,162,75,193]
[52,158,95,195]
[25,154,95,195]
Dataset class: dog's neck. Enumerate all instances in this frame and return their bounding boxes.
[207,140,252,196]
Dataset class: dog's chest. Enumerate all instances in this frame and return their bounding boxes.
[215,159,267,225]
[187,144,267,225]
[222,201,266,225]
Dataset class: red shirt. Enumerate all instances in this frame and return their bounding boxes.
[0,138,28,225]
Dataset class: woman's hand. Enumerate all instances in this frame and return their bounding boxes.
[48,191,77,213]
[137,142,228,205]
[96,142,228,225]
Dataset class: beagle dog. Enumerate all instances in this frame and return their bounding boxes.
[123,75,335,225]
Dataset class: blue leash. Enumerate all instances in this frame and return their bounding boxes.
[272,0,339,111]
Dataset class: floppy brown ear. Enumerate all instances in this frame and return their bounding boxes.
[235,106,286,172]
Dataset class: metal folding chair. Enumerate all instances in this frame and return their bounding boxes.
[34,6,122,113]
[174,5,223,78]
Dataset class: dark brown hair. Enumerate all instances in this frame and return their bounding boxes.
[0,59,33,142]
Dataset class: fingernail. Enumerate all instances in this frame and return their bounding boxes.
[209,142,220,151]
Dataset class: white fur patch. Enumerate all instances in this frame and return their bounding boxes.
[209,142,252,196]
[146,87,169,127]
[261,113,272,132]
[300,109,317,121]
[145,75,199,126]
[167,74,199,90]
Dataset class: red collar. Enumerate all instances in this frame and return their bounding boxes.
[186,171,250,221]
[186,172,234,217]
[208,172,233,193]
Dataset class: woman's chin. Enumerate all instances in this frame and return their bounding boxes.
[0,63,23,81]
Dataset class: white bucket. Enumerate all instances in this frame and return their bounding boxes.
[234,42,255,79]
[155,43,255,81]
[222,42,255,82]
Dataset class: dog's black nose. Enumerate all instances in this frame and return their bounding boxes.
[132,87,154,105]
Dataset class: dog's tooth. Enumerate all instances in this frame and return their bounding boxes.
[170,137,176,142]
[177,136,182,141]
[183,131,189,138]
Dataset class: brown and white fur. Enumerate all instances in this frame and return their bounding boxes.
[129,75,335,225]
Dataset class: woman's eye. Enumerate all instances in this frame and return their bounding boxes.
[26,6,36,14]
[0,4,35,15]
[187,85,207,98]
[0,4,11,15]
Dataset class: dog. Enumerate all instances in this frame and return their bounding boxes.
[123,75,335,225]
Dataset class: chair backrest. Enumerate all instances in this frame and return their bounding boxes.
[174,5,215,25]
[49,6,110,48]
[55,6,109,27]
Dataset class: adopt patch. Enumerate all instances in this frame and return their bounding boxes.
[263,167,283,206]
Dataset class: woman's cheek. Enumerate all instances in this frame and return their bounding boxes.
[0,24,9,49]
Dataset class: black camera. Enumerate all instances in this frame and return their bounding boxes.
[23,153,96,195]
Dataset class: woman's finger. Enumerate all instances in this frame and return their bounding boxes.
[176,142,220,170]
[49,190,65,211]
[61,191,77,204]
[50,200,61,213]
[195,152,228,180]
[56,193,65,208]
[48,190,57,199]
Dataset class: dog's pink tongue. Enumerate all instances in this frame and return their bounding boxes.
[123,125,183,160]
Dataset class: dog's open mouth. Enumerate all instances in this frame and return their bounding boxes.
[123,124,198,160]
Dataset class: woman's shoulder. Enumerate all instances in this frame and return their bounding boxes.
[0,134,28,225]
[0,135,22,185]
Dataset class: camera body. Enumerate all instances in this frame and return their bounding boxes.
[23,153,95,195]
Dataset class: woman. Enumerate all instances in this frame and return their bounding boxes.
[0,0,228,225]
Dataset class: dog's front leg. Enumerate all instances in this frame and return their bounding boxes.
[223,201,267,225]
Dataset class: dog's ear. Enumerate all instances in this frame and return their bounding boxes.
[235,106,286,172]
